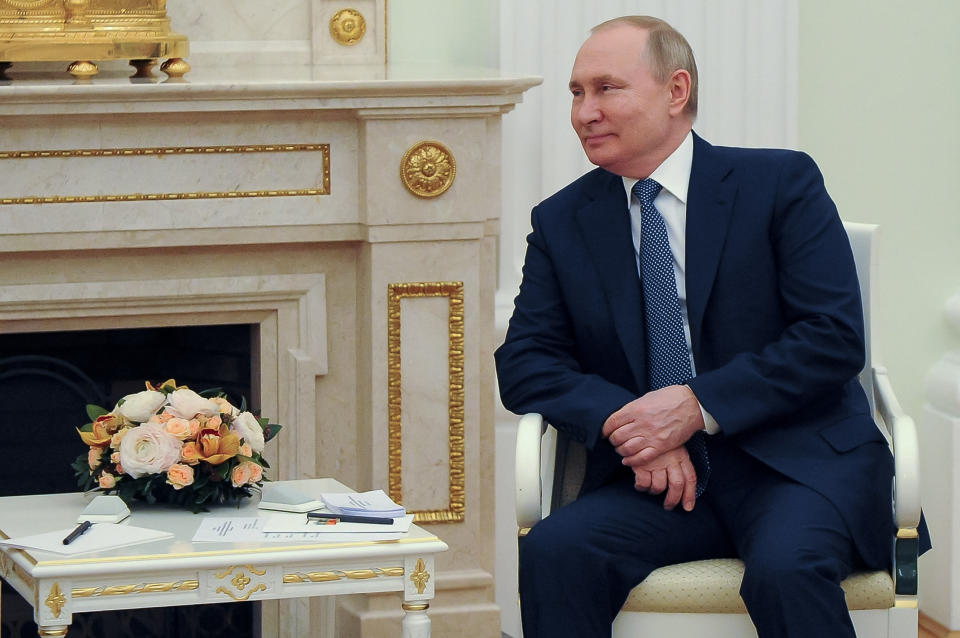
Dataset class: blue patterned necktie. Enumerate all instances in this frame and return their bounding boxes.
[634,178,710,496]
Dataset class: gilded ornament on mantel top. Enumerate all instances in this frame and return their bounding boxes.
[0,0,189,79]
[329,8,366,46]
[400,141,457,199]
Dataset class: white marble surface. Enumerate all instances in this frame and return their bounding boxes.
[0,65,541,116]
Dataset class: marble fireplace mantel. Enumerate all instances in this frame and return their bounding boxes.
[0,66,540,638]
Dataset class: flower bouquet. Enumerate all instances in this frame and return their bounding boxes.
[72,379,281,512]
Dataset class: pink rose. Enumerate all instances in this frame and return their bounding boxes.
[181,441,202,465]
[88,447,103,470]
[163,417,199,441]
[230,463,252,487]
[98,472,117,489]
[118,423,183,478]
[247,462,263,483]
[166,464,195,490]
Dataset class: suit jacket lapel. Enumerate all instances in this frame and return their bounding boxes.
[686,134,737,357]
[575,171,647,391]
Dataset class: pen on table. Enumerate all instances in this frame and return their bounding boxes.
[306,512,394,525]
[63,520,93,545]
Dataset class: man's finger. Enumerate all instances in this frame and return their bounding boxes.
[661,464,686,510]
[634,470,652,491]
[649,469,667,494]
[680,458,698,512]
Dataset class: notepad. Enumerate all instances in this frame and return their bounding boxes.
[0,523,173,556]
[320,490,406,518]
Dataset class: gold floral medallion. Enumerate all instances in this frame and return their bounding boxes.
[329,8,366,46]
[400,141,456,198]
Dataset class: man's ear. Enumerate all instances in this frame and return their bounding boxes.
[667,69,692,116]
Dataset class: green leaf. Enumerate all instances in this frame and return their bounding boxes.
[86,404,110,421]
[263,423,283,443]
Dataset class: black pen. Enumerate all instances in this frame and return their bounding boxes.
[306,512,394,525]
[63,520,93,545]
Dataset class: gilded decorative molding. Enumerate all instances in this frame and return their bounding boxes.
[0,143,331,206]
[329,8,366,46]
[400,141,456,198]
[387,281,466,523]
[215,583,267,602]
[72,579,199,598]
[215,564,267,579]
[214,565,268,601]
[410,558,430,595]
[44,582,67,618]
[282,566,404,584]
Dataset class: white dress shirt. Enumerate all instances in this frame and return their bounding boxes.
[620,132,719,434]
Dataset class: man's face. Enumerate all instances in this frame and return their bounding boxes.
[569,25,679,178]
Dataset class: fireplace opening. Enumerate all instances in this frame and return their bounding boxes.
[0,323,257,638]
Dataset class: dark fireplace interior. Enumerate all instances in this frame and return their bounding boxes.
[0,324,257,638]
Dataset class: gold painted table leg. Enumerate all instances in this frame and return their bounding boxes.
[160,58,190,79]
[37,626,69,637]
[130,59,157,79]
[66,61,98,79]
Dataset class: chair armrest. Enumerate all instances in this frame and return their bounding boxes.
[516,412,545,529]
[873,366,921,530]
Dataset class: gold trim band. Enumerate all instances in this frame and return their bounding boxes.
[0,143,331,205]
[402,602,429,612]
[283,566,404,584]
[387,281,466,523]
[73,580,199,598]
[897,527,920,539]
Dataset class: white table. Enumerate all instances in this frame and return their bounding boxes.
[0,479,447,637]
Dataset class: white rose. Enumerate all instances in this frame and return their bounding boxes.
[119,423,183,478]
[231,411,266,453]
[115,390,167,423]
[167,388,219,419]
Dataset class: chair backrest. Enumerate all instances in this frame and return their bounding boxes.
[547,221,880,513]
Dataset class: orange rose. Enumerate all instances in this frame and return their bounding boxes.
[166,464,195,490]
[230,463,252,487]
[98,472,117,489]
[247,462,263,483]
[239,443,253,458]
[181,441,202,465]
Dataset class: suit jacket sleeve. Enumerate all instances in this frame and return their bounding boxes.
[685,150,867,436]
[495,202,638,450]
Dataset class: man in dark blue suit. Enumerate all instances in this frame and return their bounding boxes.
[496,15,904,638]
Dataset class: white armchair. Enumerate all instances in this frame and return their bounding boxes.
[514,222,921,637]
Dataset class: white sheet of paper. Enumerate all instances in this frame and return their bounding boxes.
[191,517,269,542]
[0,523,173,556]
[319,490,405,517]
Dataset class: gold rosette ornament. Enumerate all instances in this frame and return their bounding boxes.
[400,141,457,198]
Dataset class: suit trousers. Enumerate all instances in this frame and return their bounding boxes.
[518,436,860,638]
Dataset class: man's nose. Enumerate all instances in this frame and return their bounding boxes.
[573,94,601,126]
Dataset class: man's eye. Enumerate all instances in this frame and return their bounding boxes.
[601,85,615,92]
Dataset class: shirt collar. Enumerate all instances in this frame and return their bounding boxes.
[621,131,693,205]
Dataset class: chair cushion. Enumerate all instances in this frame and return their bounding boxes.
[622,559,894,614]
